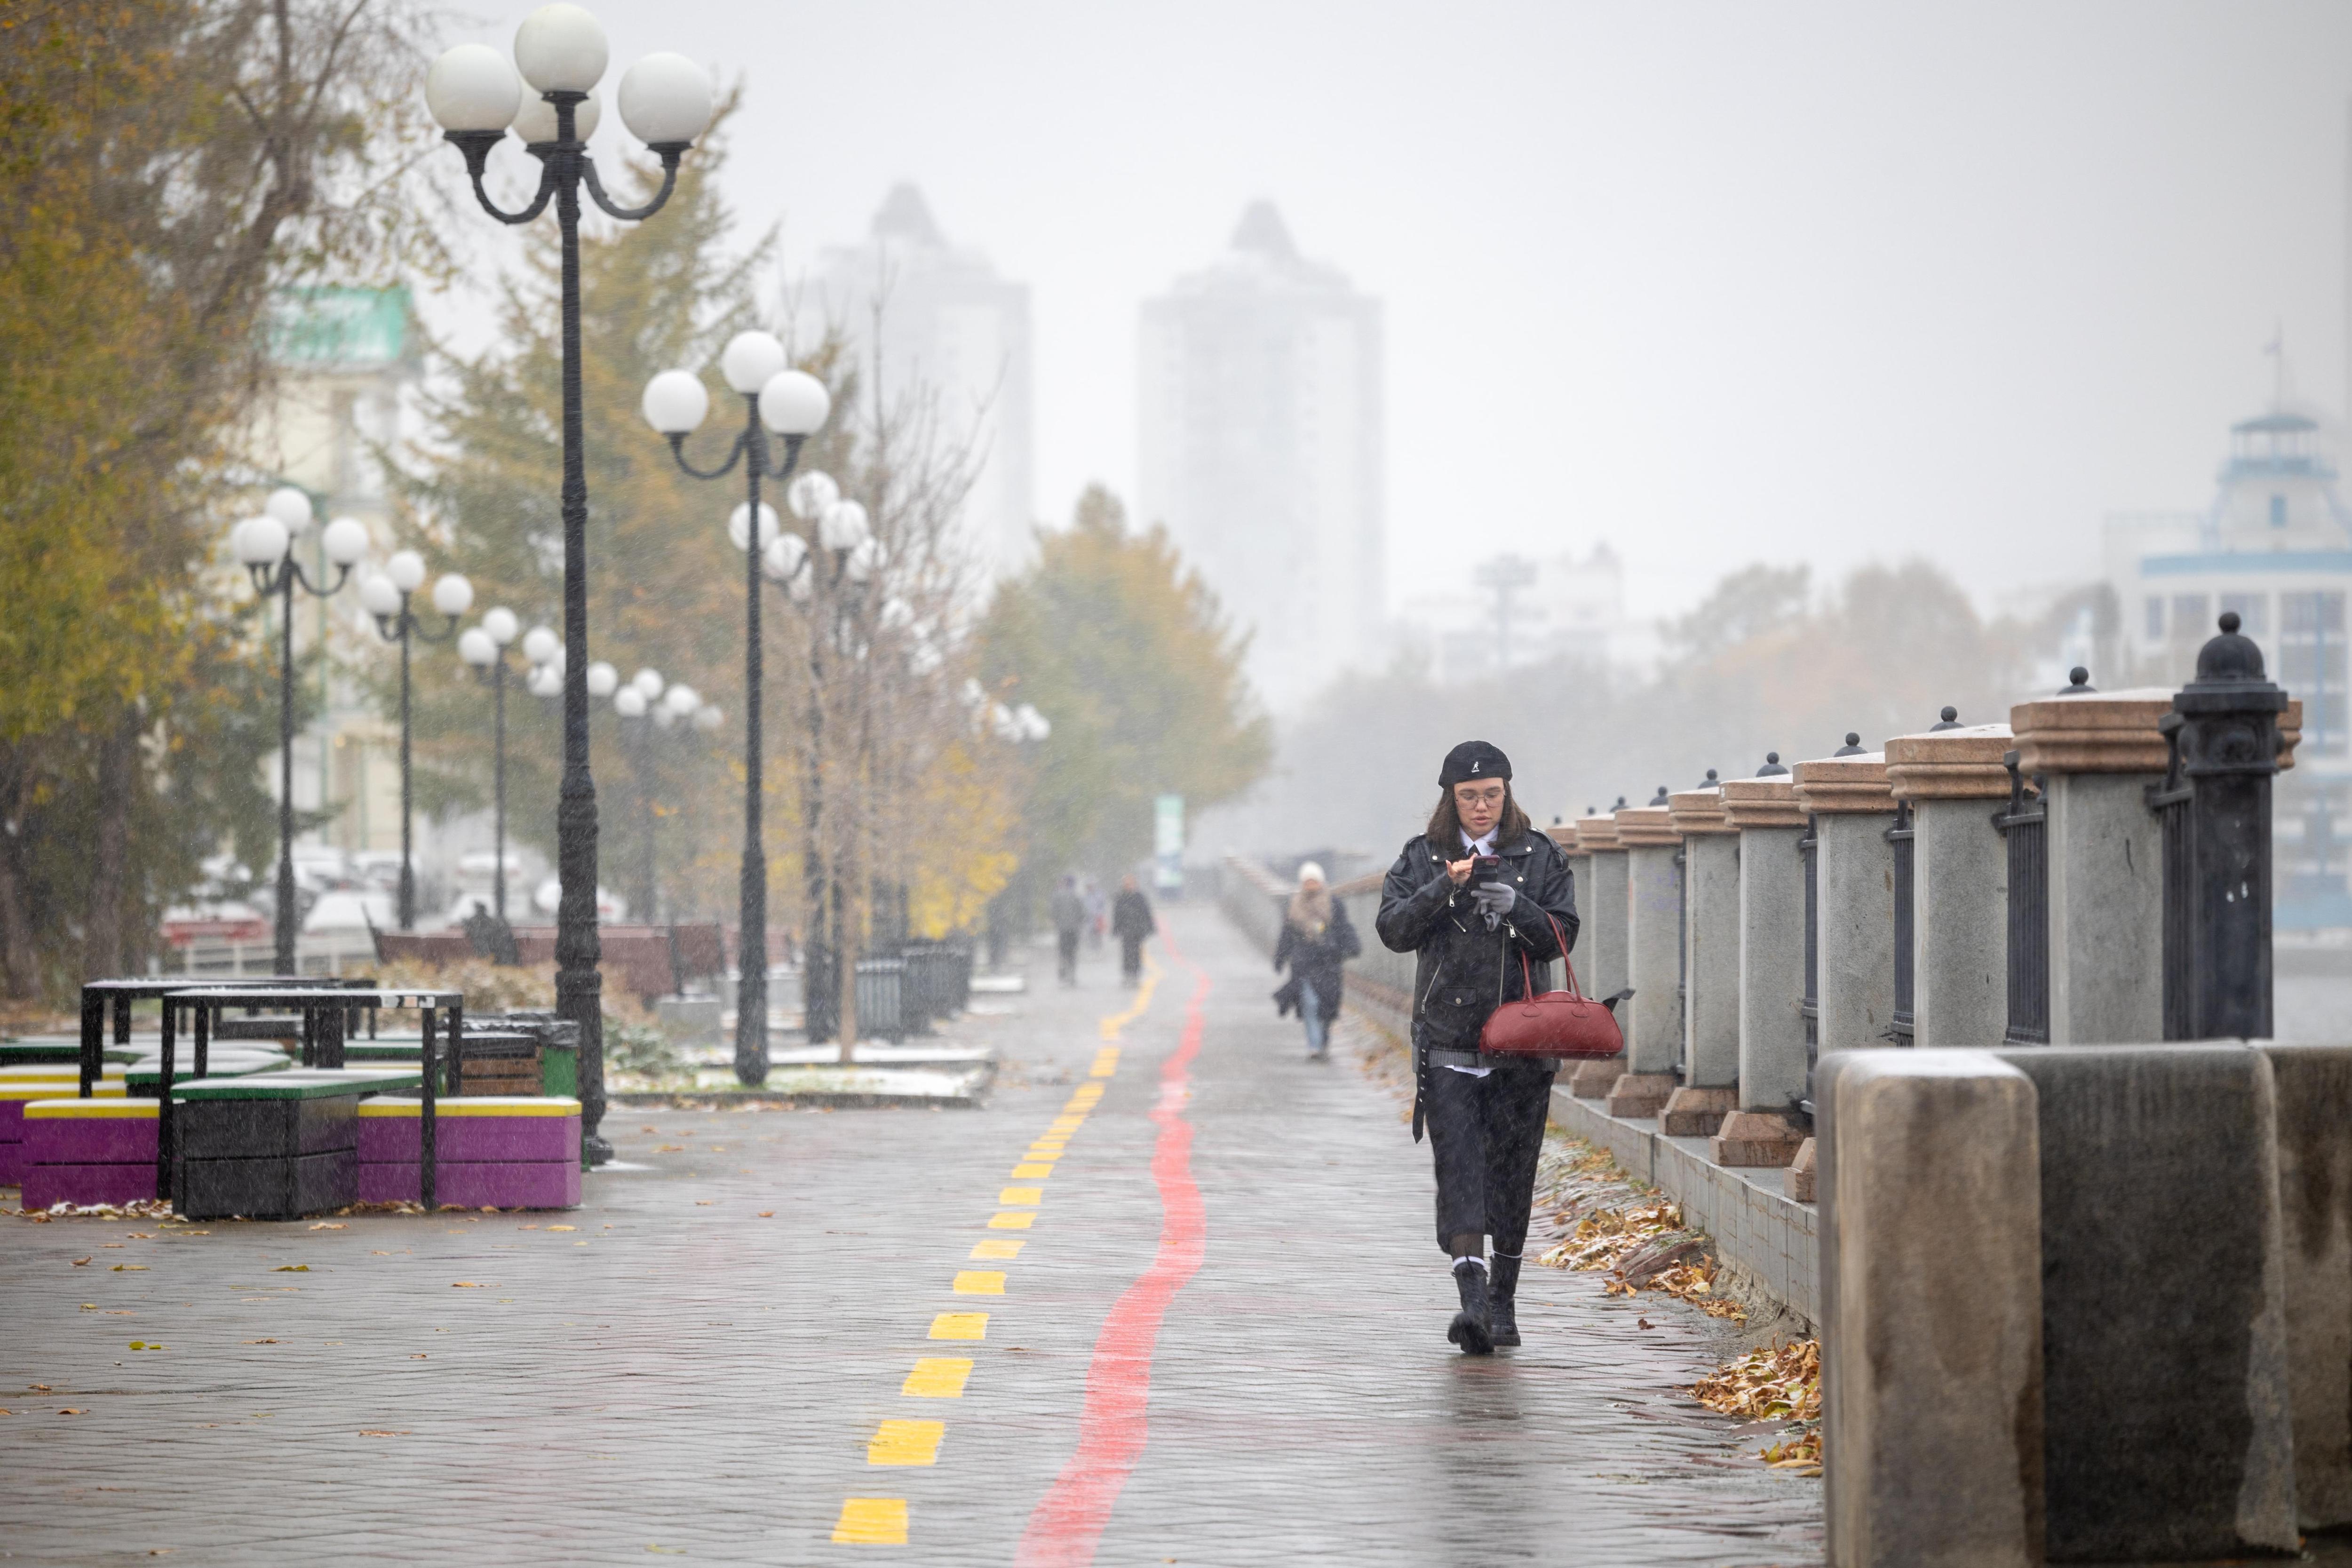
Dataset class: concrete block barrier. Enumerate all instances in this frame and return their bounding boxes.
[1820,1049,2043,1568]
[1994,1043,2299,1562]
[2257,1041,2352,1531]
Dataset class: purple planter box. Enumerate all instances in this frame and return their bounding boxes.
[0,1138,22,1188]
[25,1109,158,1165]
[356,1097,580,1164]
[0,1085,127,1145]
[24,1163,158,1210]
[358,1159,580,1210]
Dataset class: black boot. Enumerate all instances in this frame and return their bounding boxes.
[1488,1254,1522,1348]
[1447,1260,1494,1355]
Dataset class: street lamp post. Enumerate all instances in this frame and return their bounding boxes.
[231,490,372,973]
[360,553,473,929]
[457,607,525,923]
[643,334,831,1085]
[611,671,717,929]
[426,4,714,1167]
[763,474,872,1055]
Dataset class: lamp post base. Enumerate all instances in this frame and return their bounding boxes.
[556,964,609,1168]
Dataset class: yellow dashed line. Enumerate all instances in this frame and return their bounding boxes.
[1098,957,1160,1039]
[833,977,1148,1546]
[834,1498,908,1543]
[902,1357,972,1397]
[868,1419,946,1465]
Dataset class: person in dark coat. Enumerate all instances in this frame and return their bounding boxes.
[1376,740,1579,1355]
[1271,861,1359,1060]
[1049,874,1086,987]
[1110,876,1157,985]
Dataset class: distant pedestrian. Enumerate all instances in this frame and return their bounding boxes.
[1272,862,1359,1060]
[1375,740,1579,1356]
[1049,874,1086,987]
[1111,876,1157,985]
[1082,878,1108,953]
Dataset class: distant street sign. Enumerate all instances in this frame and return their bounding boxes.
[1154,795,1184,894]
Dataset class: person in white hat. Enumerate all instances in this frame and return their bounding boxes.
[1272,861,1359,1060]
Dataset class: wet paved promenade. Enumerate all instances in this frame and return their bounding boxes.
[0,907,1820,1565]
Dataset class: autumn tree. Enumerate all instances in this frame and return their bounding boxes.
[978,486,1271,892]
[0,0,445,996]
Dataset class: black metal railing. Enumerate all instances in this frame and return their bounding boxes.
[1996,750,2050,1044]
[853,956,907,1043]
[1799,814,1819,1112]
[1673,843,1689,1081]
[1885,801,1915,1043]
[2148,715,2193,1040]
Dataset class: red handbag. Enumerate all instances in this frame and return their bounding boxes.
[1478,911,1624,1060]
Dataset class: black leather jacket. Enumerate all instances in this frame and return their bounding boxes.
[1375,827,1580,1078]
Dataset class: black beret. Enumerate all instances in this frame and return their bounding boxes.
[1439,740,1511,788]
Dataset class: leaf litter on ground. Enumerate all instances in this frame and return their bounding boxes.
[1691,1338,1823,1475]
[1531,1138,1744,1324]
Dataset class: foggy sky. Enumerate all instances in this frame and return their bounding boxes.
[429,1,2352,625]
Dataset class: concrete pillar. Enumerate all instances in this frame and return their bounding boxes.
[1793,745,1898,1054]
[1818,1048,2043,1568]
[1994,1043,2299,1562]
[1567,813,1629,1099]
[2257,1041,2352,1531]
[1663,785,1738,1136]
[2010,689,2172,1044]
[1607,804,1681,1118]
[1885,722,2012,1048]
[1716,767,1809,1165]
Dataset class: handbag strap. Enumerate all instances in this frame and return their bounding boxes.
[1515,908,1584,1001]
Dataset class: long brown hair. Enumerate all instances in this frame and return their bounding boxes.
[1426,782,1532,849]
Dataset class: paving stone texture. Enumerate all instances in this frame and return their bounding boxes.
[0,908,1820,1565]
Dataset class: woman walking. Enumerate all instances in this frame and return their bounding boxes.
[1376,740,1578,1355]
[1272,862,1359,1060]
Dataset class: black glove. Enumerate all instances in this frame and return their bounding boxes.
[1470,882,1517,931]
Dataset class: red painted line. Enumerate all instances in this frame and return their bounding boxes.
[1016,929,1211,1568]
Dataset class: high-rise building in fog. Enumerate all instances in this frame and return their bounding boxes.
[1138,202,1385,711]
[800,184,1034,577]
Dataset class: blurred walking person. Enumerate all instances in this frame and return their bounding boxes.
[1376,741,1578,1355]
[1111,875,1157,986]
[1272,862,1359,1061]
[1083,877,1108,953]
[1049,874,1086,987]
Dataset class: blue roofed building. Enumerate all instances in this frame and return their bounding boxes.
[2104,401,2351,930]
